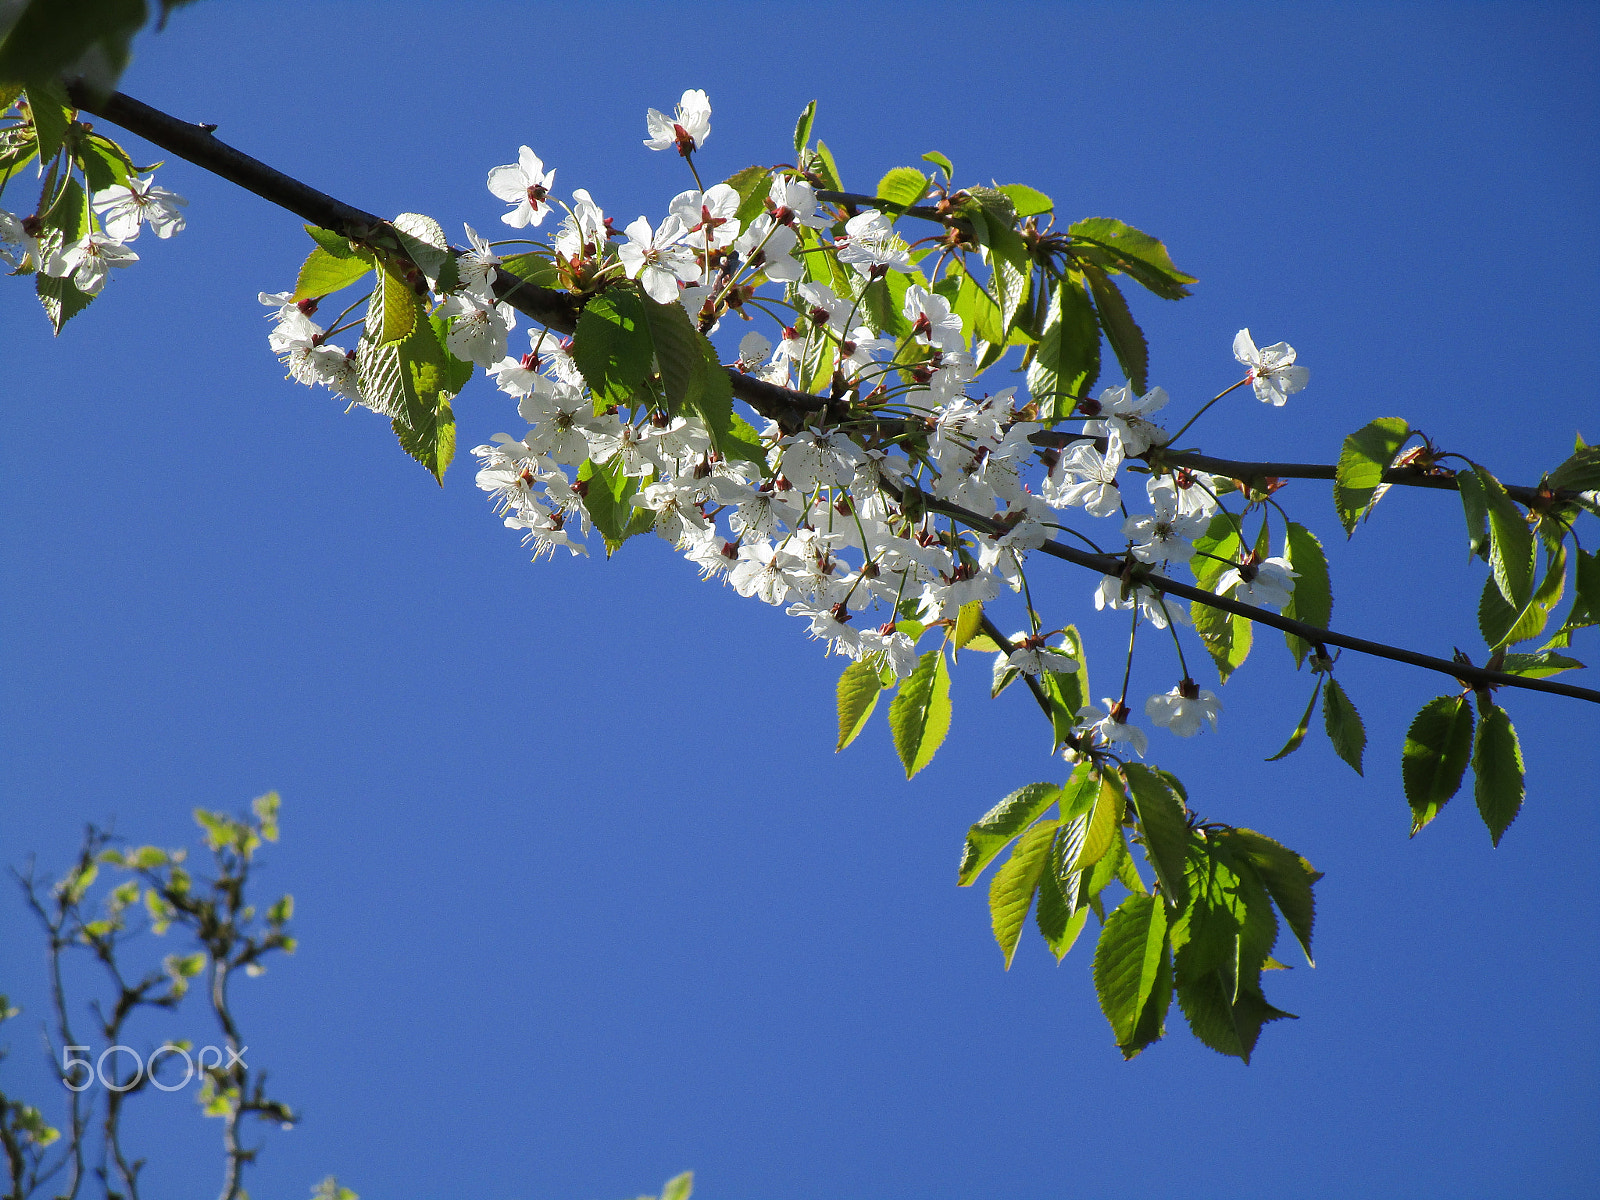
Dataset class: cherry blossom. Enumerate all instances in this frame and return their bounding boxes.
[1233,329,1310,406]
[91,175,187,241]
[644,89,712,155]
[486,146,557,229]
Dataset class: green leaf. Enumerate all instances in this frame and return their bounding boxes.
[496,251,559,288]
[304,224,362,258]
[1066,217,1195,300]
[1176,971,1294,1064]
[365,261,418,346]
[1193,600,1252,682]
[35,176,91,332]
[572,288,655,410]
[875,167,930,211]
[576,455,648,556]
[1026,275,1099,420]
[1402,694,1476,835]
[835,659,883,751]
[1039,625,1089,746]
[19,80,76,163]
[996,184,1053,218]
[364,312,464,483]
[1222,828,1319,966]
[793,101,816,155]
[1034,858,1091,963]
[1456,466,1490,561]
[721,163,772,232]
[1321,677,1365,775]
[947,258,1005,348]
[0,3,145,94]
[78,132,134,191]
[1189,512,1241,591]
[978,219,1030,342]
[1553,547,1600,638]
[1475,464,1534,609]
[390,212,457,293]
[1122,763,1190,909]
[1546,444,1600,494]
[1081,263,1147,394]
[293,244,373,301]
[1265,678,1322,762]
[1479,541,1562,648]
[1333,418,1410,535]
[1092,893,1172,1058]
[661,1171,694,1200]
[888,648,952,779]
[811,138,844,192]
[1073,770,1125,872]
[989,819,1060,967]
[1281,522,1332,667]
[1472,701,1525,846]
[921,150,954,183]
[1499,650,1584,678]
[958,780,1061,886]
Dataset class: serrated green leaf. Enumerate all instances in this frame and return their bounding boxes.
[1194,601,1252,682]
[979,219,1030,342]
[1026,275,1099,420]
[948,257,1005,349]
[1321,677,1365,775]
[875,167,929,211]
[1472,701,1524,846]
[21,80,75,163]
[293,244,373,301]
[958,780,1062,886]
[1176,971,1293,1064]
[1093,893,1172,1058]
[1067,217,1195,300]
[370,312,463,483]
[496,251,559,287]
[661,1171,693,1200]
[1265,678,1322,762]
[1189,512,1241,591]
[305,224,363,259]
[1122,763,1190,909]
[1223,828,1319,966]
[1456,466,1490,561]
[1403,694,1476,835]
[78,132,134,191]
[1333,418,1410,535]
[952,602,983,652]
[888,648,952,779]
[921,150,954,182]
[1034,858,1091,962]
[722,163,772,232]
[989,819,1059,967]
[365,262,418,346]
[793,101,816,155]
[1479,541,1563,648]
[1282,521,1331,667]
[35,176,90,332]
[573,287,655,410]
[1074,770,1125,872]
[1,5,144,95]
[1474,464,1534,609]
[811,138,844,193]
[1081,262,1146,394]
[835,659,883,751]
[1547,445,1600,494]
[390,212,457,293]
[1554,547,1600,637]
[996,184,1053,218]
[576,455,646,556]
[1499,650,1584,678]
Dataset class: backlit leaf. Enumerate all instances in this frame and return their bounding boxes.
[888,648,952,779]
[1402,695,1475,835]
[1472,701,1525,846]
[1333,418,1409,535]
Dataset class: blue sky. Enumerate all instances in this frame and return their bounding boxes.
[2,2,1597,1197]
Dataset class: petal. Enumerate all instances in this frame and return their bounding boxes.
[487,164,528,203]
[1232,328,1258,365]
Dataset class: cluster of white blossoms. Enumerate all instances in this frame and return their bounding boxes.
[1,173,186,293]
[247,85,1308,763]
[455,94,1311,761]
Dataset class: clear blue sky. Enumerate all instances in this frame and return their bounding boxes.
[2,2,1597,1197]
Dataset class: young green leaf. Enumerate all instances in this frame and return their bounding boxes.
[835,659,883,752]
[875,167,930,210]
[720,163,772,232]
[1176,971,1294,1064]
[572,288,655,410]
[1333,418,1410,535]
[1498,650,1585,678]
[293,244,373,301]
[952,602,984,653]
[1265,678,1323,762]
[371,312,468,484]
[1402,694,1476,835]
[1479,541,1563,648]
[1034,858,1091,962]
[1474,464,1535,609]
[888,648,952,779]
[1546,444,1600,494]
[989,819,1060,967]
[576,455,647,555]
[958,780,1061,886]
[78,133,134,191]
[1281,521,1332,667]
[1092,893,1172,1058]
[996,183,1054,217]
[793,101,817,155]
[1073,771,1126,872]
[1222,828,1320,966]
[1472,701,1525,847]
[1321,677,1365,775]
[811,138,844,192]
[1456,466,1490,561]
[921,150,954,183]
[496,251,559,288]
[1025,276,1099,420]
[1122,763,1191,909]
[1081,263,1147,394]
[22,80,75,163]
[365,262,418,346]
[1066,217,1196,300]
[1193,602,1253,682]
